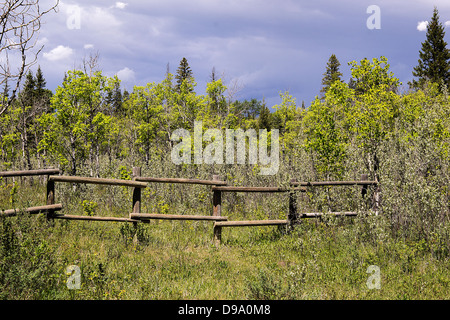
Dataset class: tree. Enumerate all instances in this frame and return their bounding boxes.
[411,7,450,89]
[38,70,117,176]
[8,67,52,170]
[210,67,217,82]
[175,57,194,92]
[21,71,36,107]
[347,57,401,178]
[258,104,272,131]
[206,79,227,117]
[320,54,343,97]
[105,78,124,116]
[349,56,400,95]
[33,65,53,113]
[129,83,163,165]
[271,91,298,134]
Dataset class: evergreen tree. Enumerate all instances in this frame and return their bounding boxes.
[411,7,450,89]
[35,66,46,92]
[258,104,272,131]
[175,57,194,92]
[210,67,217,82]
[22,71,36,107]
[106,79,123,116]
[34,66,53,113]
[320,54,343,97]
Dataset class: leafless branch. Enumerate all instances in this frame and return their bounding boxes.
[0,0,59,116]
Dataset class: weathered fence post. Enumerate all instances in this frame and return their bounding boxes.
[46,178,55,221]
[373,176,381,216]
[212,174,222,245]
[132,167,142,227]
[361,174,368,198]
[288,178,298,230]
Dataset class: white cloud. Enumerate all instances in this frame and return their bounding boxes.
[43,45,74,61]
[84,44,94,49]
[115,2,128,9]
[417,21,428,31]
[36,37,49,47]
[116,67,135,82]
[445,21,450,28]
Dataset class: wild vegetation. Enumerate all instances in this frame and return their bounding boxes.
[0,6,449,300]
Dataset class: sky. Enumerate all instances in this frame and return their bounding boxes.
[27,0,450,108]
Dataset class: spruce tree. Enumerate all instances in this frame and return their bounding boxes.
[22,70,36,107]
[320,54,343,97]
[411,7,450,89]
[258,104,272,131]
[175,57,194,92]
[106,80,123,116]
[35,66,48,101]
[33,66,53,112]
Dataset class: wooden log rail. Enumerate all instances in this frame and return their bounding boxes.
[130,213,228,221]
[301,211,358,218]
[214,220,288,227]
[53,214,140,223]
[211,186,306,193]
[136,176,227,186]
[0,204,63,217]
[48,175,148,188]
[290,180,378,187]
[0,168,60,178]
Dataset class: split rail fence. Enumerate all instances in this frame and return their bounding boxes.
[0,168,379,244]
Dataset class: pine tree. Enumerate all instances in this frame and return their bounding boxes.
[411,7,450,89]
[175,57,194,92]
[320,54,343,97]
[22,70,36,106]
[35,66,46,92]
[210,66,217,82]
[258,104,272,131]
[34,65,52,112]
[106,80,123,116]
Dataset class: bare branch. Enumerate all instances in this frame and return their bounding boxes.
[0,0,59,116]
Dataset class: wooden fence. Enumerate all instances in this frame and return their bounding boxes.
[0,168,379,244]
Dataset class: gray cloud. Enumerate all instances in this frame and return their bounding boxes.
[33,0,450,106]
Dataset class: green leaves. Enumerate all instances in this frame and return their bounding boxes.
[37,70,119,175]
[303,96,348,179]
[348,56,400,95]
[303,57,404,178]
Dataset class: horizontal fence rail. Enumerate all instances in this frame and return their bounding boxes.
[211,186,307,193]
[48,175,148,188]
[0,168,60,178]
[211,186,291,193]
[301,211,358,218]
[130,213,228,221]
[290,180,378,187]
[214,220,288,227]
[136,177,227,186]
[53,214,140,223]
[0,204,63,217]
